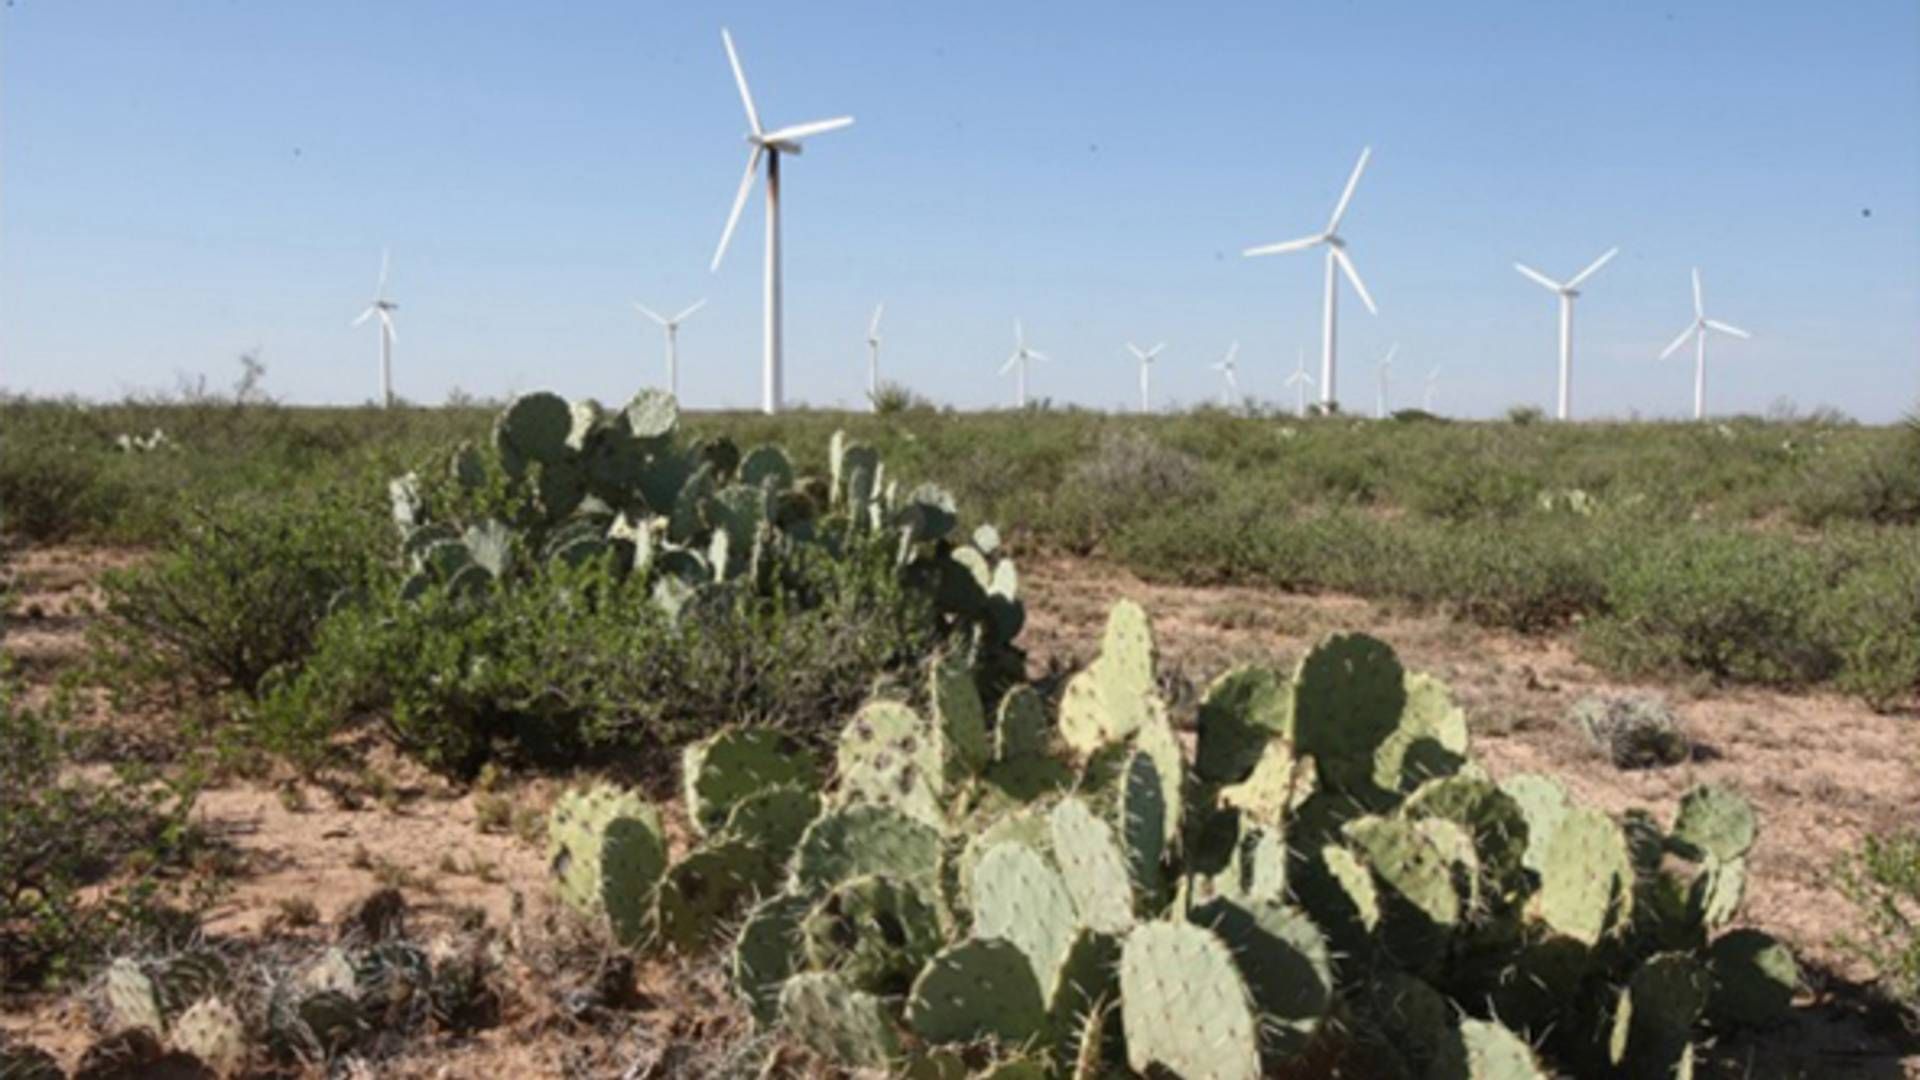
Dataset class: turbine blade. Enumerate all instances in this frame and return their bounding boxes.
[1334,247,1378,315]
[1660,324,1696,360]
[721,29,762,135]
[1382,343,1399,366]
[710,147,764,272]
[1565,246,1619,290]
[634,303,668,325]
[1692,267,1703,318]
[351,307,376,327]
[1125,342,1146,360]
[1226,341,1240,364]
[1325,146,1372,234]
[1000,352,1021,375]
[1147,343,1165,359]
[869,303,884,337]
[1242,233,1322,258]
[378,310,398,342]
[1513,262,1563,292]
[760,116,855,144]
[1705,319,1750,339]
[1027,350,1049,362]
[673,298,708,323]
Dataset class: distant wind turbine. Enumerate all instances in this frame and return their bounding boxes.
[634,298,706,399]
[1424,365,1441,412]
[1659,268,1751,420]
[1211,342,1241,406]
[1285,348,1315,415]
[1127,342,1166,414]
[350,249,398,409]
[1514,246,1618,420]
[1375,343,1399,420]
[1244,147,1379,411]
[709,28,854,414]
[1000,320,1047,408]
[865,304,884,411]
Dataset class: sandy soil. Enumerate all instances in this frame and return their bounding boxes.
[3,545,1915,1078]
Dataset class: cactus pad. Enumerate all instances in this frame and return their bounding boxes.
[905,937,1048,1046]
[778,972,899,1069]
[654,840,769,954]
[930,654,990,779]
[994,685,1050,763]
[1048,797,1136,933]
[800,875,943,996]
[1499,772,1571,877]
[546,784,666,947]
[1707,929,1798,1027]
[1372,671,1469,794]
[794,804,944,895]
[1189,896,1332,1057]
[719,784,820,866]
[1059,600,1158,754]
[495,391,573,472]
[1119,921,1261,1080]
[1668,784,1756,864]
[733,893,811,1026]
[682,727,818,836]
[971,842,1079,992]
[105,958,164,1035]
[1194,664,1292,784]
[1433,1017,1549,1079]
[1286,633,1407,800]
[170,996,246,1078]
[835,701,945,824]
[621,388,678,441]
[1530,804,1634,945]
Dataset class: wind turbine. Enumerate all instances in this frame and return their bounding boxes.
[1244,147,1378,411]
[1285,348,1315,415]
[709,28,854,414]
[864,304,884,411]
[633,298,706,399]
[350,249,398,409]
[1659,268,1751,420]
[1000,321,1047,408]
[1126,342,1166,414]
[1375,343,1399,420]
[1424,365,1441,412]
[1211,342,1241,407]
[1513,246,1618,420]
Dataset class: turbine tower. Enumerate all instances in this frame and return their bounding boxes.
[1514,246,1618,420]
[350,249,398,409]
[1210,342,1240,407]
[865,304,884,411]
[1659,268,1751,420]
[709,28,854,414]
[1285,348,1316,415]
[1127,342,1166,414]
[634,298,706,399]
[1000,320,1047,408]
[1244,147,1378,411]
[1375,343,1399,420]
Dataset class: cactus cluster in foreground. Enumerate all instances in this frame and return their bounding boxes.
[550,599,1800,1077]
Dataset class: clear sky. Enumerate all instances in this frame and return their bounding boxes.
[3,1,1916,419]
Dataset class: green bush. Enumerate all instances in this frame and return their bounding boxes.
[1815,535,1920,709]
[98,487,386,693]
[1046,430,1211,553]
[1581,529,1836,686]
[258,533,942,775]
[1837,828,1920,1028]
[0,433,118,543]
[0,676,202,988]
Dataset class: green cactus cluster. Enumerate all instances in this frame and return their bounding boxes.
[543,599,1801,1078]
[19,929,504,1079]
[387,389,1025,659]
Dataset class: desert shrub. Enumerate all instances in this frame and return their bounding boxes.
[1566,693,1689,768]
[260,541,941,775]
[0,433,120,543]
[1815,536,1920,709]
[869,381,935,415]
[1413,521,1610,632]
[1582,529,1836,686]
[1402,454,1540,521]
[1047,429,1211,553]
[1506,404,1545,425]
[0,677,202,987]
[1837,828,1920,1028]
[97,487,386,693]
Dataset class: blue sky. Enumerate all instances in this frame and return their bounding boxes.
[3,1,1915,419]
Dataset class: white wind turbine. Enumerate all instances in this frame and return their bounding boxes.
[1659,268,1751,420]
[1244,147,1379,411]
[1211,342,1241,407]
[1514,246,1618,420]
[1375,343,1399,420]
[1127,342,1166,414]
[633,298,706,399]
[864,304,884,411]
[1424,365,1441,412]
[1285,348,1316,415]
[1000,321,1047,408]
[709,28,854,414]
[350,249,399,409]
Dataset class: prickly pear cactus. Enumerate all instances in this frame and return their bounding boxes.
[1668,783,1756,864]
[1529,803,1634,945]
[794,804,943,895]
[105,957,164,1035]
[1119,921,1262,1080]
[778,972,899,1070]
[682,727,818,835]
[906,937,1048,1046]
[970,842,1080,991]
[1059,600,1158,754]
[545,784,667,947]
[1048,797,1135,933]
[835,701,946,824]
[800,875,943,995]
[169,996,246,1078]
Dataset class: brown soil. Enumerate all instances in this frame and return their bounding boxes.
[3,545,1915,1078]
